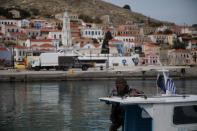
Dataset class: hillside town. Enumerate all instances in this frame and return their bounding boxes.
[0,11,197,70]
[1,1,197,130]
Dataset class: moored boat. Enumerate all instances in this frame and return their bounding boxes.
[99,70,197,131]
[100,94,197,131]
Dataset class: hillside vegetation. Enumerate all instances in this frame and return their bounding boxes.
[0,0,172,25]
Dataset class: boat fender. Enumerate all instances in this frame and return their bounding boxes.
[122,59,127,65]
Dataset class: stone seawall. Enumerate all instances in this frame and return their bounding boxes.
[0,66,196,82]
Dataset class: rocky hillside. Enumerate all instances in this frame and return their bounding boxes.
[0,0,170,25]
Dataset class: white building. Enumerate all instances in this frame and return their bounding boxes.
[14,45,27,62]
[114,35,135,43]
[48,31,62,40]
[81,27,104,40]
[0,19,21,27]
[181,26,191,34]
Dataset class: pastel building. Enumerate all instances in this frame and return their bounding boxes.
[26,28,41,39]
[21,19,30,28]
[5,25,21,33]
[168,49,193,65]
[142,43,160,65]
[149,33,176,45]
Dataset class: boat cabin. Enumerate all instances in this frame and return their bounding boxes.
[100,95,197,131]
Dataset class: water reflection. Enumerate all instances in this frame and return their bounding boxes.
[0,79,197,131]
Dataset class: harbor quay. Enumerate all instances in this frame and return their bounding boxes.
[0,66,196,82]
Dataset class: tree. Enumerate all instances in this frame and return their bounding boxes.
[57,23,62,30]
[192,24,197,30]
[163,29,173,34]
[92,38,98,44]
[123,4,131,11]
[79,14,94,23]
[172,39,187,49]
[101,31,113,54]
[94,16,102,24]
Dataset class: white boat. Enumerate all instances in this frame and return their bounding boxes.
[59,49,140,69]
[78,53,139,68]
[100,94,197,131]
[99,69,197,131]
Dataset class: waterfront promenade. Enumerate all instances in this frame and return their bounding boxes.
[0,65,196,82]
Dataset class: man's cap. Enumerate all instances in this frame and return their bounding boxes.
[116,77,127,85]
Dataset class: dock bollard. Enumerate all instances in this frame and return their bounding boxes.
[181,68,185,78]
[142,71,146,80]
[68,69,75,75]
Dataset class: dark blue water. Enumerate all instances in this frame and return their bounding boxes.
[0,79,197,131]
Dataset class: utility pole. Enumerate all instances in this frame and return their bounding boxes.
[12,46,15,69]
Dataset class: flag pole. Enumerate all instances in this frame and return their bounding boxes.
[157,58,168,94]
[156,74,159,95]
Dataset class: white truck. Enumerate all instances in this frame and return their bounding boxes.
[31,53,93,71]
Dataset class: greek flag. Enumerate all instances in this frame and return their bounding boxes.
[166,78,176,94]
[156,73,176,94]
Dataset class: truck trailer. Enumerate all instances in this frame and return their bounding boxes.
[31,53,93,71]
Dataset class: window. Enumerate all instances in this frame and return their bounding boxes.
[173,105,197,125]
[19,51,22,56]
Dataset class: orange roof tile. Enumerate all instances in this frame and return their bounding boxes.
[0,47,8,51]
[41,29,59,32]
[94,44,100,48]
[110,39,122,43]
[173,49,190,53]
[117,34,131,37]
[39,48,50,51]
[39,43,54,47]
[191,40,197,44]
[31,39,52,42]
[15,45,26,49]
[144,43,159,47]
[31,44,38,47]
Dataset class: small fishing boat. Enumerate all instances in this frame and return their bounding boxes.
[99,70,197,131]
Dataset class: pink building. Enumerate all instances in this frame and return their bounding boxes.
[168,49,193,66]
[142,43,160,65]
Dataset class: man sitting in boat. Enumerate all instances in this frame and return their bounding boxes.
[109,77,143,131]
